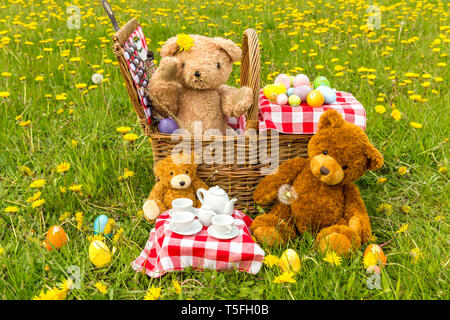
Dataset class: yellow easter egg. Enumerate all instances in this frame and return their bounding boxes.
[274,83,287,95]
[263,84,278,101]
[89,240,112,268]
[279,249,301,272]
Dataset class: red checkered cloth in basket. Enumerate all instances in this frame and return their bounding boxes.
[131,209,265,278]
[259,89,366,134]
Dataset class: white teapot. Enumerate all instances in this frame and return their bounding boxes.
[195,204,216,227]
[197,186,237,215]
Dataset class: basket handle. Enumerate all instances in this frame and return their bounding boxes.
[240,28,260,132]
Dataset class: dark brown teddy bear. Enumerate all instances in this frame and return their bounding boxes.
[143,154,208,221]
[250,110,383,255]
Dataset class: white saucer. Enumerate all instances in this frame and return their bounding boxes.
[207,225,240,240]
[168,219,202,236]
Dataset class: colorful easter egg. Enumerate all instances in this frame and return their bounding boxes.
[263,84,278,101]
[274,74,291,90]
[316,85,337,104]
[293,85,312,102]
[363,244,387,268]
[89,240,113,268]
[158,118,178,134]
[286,87,295,97]
[276,93,289,105]
[44,225,69,251]
[273,83,287,95]
[307,90,325,107]
[293,74,310,87]
[93,215,109,235]
[279,249,301,272]
[313,76,330,89]
[288,94,301,107]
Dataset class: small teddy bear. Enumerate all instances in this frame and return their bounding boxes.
[148,34,254,134]
[143,153,208,221]
[250,110,384,255]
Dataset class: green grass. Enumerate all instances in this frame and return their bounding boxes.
[0,0,449,300]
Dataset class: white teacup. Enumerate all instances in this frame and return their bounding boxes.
[171,198,194,215]
[211,215,234,235]
[170,211,195,232]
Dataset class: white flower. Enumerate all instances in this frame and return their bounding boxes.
[278,184,298,205]
[91,73,104,84]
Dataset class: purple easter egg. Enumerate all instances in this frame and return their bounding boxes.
[293,85,313,102]
[276,93,289,105]
[293,74,310,87]
[158,118,178,134]
[274,74,291,90]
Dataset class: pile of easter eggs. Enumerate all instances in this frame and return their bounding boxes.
[263,73,337,108]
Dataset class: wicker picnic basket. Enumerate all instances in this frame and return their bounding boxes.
[112,19,311,214]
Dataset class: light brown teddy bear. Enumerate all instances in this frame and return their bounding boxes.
[143,154,208,221]
[148,34,254,134]
[250,110,384,255]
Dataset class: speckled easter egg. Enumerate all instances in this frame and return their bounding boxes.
[313,76,330,89]
[306,90,325,108]
[288,94,301,107]
[263,84,278,101]
[293,74,310,87]
[158,118,178,134]
[274,74,291,90]
[316,85,337,104]
[276,93,289,105]
[44,225,69,251]
[286,87,295,97]
[94,215,110,235]
[293,85,313,102]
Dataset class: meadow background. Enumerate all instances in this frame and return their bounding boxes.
[0,0,448,300]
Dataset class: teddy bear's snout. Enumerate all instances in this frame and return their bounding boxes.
[310,154,344,185]
[170,174,192,189]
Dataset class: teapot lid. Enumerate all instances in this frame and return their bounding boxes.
[209,185,226,196]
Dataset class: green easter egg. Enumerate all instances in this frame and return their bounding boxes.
[313,76,330,89]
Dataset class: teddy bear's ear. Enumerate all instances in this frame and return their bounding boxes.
[213,37,242,62]
[318,109,345,130]
[160,36,179,57]
[365,143,384,171]
[153,157,168,178]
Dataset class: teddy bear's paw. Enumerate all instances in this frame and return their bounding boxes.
[231,86,253,116]
[159,57,181,82]
[143,199,160,221]
[252,226,286,246]
[317,232,353,256]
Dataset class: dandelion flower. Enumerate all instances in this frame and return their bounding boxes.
[0,91,10,98]
[59,186,66,193]
[377,177,387,184]
[263,254,280,267]
[56,162,71,173]
[123,168,135,179]
[116,126,132,134]
[401,206,411,213]
[92,73,103,84]
[58,212,71,221]
[323,251,342,266]
[273,271,296,284]
[398,166,408,175]
[95,282,108,294]
[103,219,116,234]
[123,133,138,142]
[438,166,447,174]
[113,227,124,244]
[26,191,42,203]
[4,206,19,213]
[75,212,83,230]
[68,184,83,192]
[395,223,409,234]
[377,203,393,215]
[375,105,386,114]
[19,120,31,127]
[410,248,423,263]
[172,280,182,294]
[30,179,46,188]
[391,109,401,121]
[176,34,194,52]
[410,122,422,129]
[31,199,45,208]
[144,286,162,300]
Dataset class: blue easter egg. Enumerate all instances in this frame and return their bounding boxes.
[316,85,337,104]
[158,118,178,134]
[286,87,295,97]
[94,215,110,236]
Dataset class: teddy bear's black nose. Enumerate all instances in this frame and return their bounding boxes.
[320,166,330,176]
[194,71,201,78]
[179,181,186,186]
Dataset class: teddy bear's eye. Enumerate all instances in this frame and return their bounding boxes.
[217,62,220,69]
[181,62,185,68]
[323,150,328,155]
[342,165,348,170]
[185,170,189,174]
[170,172,173,175]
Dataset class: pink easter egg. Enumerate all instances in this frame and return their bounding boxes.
[275,74,291,90]
[293,74,310,88]
[293,85,312,102]
[276,93,289,105]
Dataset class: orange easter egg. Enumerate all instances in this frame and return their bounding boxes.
[306,90,325,108]
[45,225,69,251]
[363,244,387,268]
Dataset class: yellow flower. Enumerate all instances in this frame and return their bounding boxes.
[410,122,422,129]
[26,191,42,203]
[375,105,386,114]
[35,75,44,81]
[395,223,409,234]
[176,34,194,52]
[123,133,138,142]
[103,219,115,234]
[273,271,296,284]
[410,248,423,263]
[144,286,162,300]
[391,109,401,121]
[315,65,325,70]
[0,91,10,98]
[377,203,393,215]
[31,199,45,208]
[19,120,31,127]
[68,184,83,192]
[95,282,108,294]
[88,234,105,242]
[59,212,71,221]
[398,166,408,175]
[434,215,444,222]
[263,254,280,267]
[56,162,71,173]
[113,227,124,244]
[438,166,447,174]
[33,279,72,300]
[75,212,83,230]
[377,177,387,184]
[123,168,135,179]
[59,186,66,193]
[30,179,46,188]
[116,126,132,134]
[401,206,411,213]
[0,247,4,255]
[173,280,182,294]
[323,251,342,266]
[4,206,19,213]
[71,139,78,147]
[75,83,87,89]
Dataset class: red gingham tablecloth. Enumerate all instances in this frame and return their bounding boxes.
[259,89,366,134]
[131,210,265,278]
